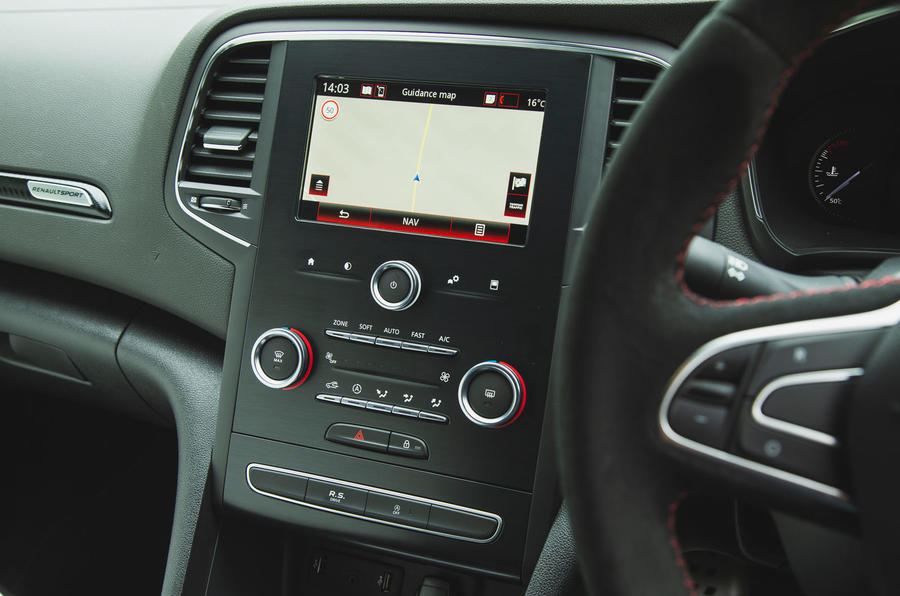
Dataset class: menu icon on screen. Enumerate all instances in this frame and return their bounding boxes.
[309,174,330,196]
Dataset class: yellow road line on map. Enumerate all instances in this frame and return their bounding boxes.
[411,104,434,212]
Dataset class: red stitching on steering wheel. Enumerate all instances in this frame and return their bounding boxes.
[667,497,698,596]
[673,1,897,309]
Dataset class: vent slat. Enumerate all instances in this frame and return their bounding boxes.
[217,74,267,85]
[191,146,256,162]
[229,57,270,66]
[615,76,656,84]
[181,42,272,188]
[208,91,265,103]
[202,109,262,123]
[605,61,662,167]
[188,164,253,182]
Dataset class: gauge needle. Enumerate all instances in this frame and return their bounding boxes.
[825,169,862,200]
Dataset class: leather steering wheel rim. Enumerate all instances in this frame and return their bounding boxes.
[555,1,900,594]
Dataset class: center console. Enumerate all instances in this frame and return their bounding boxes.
[168,21,672,589]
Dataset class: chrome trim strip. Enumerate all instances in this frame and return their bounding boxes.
[246,463,503,543]
[833,3,900,34]
[250,327,307,389]
[659,299,900,501]
[0,170,110,216]
[175,30,671,247]
[750,368,863,447]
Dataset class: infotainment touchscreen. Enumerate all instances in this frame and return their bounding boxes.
[298,76,546,245]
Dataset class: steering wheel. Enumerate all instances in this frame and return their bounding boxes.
[557,0,900,594]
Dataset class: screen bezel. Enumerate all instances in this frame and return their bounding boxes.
[297,75,549,247]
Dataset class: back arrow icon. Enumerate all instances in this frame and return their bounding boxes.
[338,209,350,219]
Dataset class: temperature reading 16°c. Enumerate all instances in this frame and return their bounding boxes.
[322,81,350,95]
[527,97,546,109]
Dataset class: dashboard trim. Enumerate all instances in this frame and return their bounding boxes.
[0,170,110,218]
[245,463,503,543]
[174,29,670,248]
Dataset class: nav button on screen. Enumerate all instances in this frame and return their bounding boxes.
[371,209,451,235]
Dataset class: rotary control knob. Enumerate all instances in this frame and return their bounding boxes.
[250,328,313,389]
[458,361,526,428]
[370,260,421,311]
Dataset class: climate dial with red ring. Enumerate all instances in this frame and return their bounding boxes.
[458,361,526,428]
[250,328,313,389]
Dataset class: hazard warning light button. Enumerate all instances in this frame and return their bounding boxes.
[325,423,390,453]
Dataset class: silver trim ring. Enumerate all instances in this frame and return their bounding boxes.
[750,368,863,448]
[246,463,503,543]
[370,260,421,311]
[458,361,523,427]
[250,327,308,389]
[660,298,900,502]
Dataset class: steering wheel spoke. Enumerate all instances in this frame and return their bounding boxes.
[662,297,900,503]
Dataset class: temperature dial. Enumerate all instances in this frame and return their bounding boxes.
[809,130,881,221]
[458,361,526,428]
[250,328,313,389]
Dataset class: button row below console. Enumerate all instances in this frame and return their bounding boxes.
[246,464,502,542]
[317,394,449,423]
[326,423,428,459]
[325,329,458,356]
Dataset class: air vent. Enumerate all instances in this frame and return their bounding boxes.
[182,42,273,187]
[605,60,662,166]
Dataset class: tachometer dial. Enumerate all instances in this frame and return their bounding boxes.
[808,131,878,221]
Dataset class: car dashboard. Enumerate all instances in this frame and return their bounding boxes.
[1,2,898,595]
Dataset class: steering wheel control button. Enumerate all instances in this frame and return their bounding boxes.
[427,506,499,540]
[738,407,840,487]
[751,369,862,447]
[250,328,312,389]
[668,398,729,449]
[371,260,422,311]
[678,379,737,404]
[388,433,428,459]
[747,330,881,394]
[325,423,390,452]
[695,344,758,382]
[365,493,431,528]
[247,467,308,502]
[760,382,849,437]
[458,361,525,427]
[305,479,368,514]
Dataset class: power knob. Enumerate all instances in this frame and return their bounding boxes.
[250,328,313,389]
[370,260,421,311]
[458,361,526,428]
